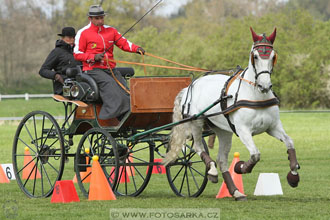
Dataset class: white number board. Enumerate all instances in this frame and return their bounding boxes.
[1,164,16,180]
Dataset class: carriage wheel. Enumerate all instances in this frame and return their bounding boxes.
[74,127,119,198]
[12,111,65,198]
[113,139,154,197]
[166,138,209,197]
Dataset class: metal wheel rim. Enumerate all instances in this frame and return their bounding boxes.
[12,111,65,198]
[166,139,209,197]
[113,139,154,197]
[74,127,119,198]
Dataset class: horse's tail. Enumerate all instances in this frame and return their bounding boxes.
[163,89,189,166]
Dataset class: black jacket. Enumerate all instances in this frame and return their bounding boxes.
[39,40,81,94]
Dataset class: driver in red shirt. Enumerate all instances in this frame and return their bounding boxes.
[74,5,145,120]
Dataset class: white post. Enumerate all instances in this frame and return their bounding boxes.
[25,93,29,101]
[0,94,2,101]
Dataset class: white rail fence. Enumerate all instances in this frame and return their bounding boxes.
[0,93,53,101]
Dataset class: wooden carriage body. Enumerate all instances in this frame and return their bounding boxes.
[66,76,191,135]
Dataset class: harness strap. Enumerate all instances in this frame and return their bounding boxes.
[192,98,280,120]
[221,68,245,136]
[224,98,279,114]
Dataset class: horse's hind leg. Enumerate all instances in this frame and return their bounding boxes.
[267,122,300,187]
[191,120,218,183]
[214,128,246,201]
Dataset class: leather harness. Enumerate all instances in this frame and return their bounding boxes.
[182,66,280,136]
[219,67,279,136]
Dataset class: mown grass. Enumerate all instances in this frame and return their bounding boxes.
[0,99,63,117]
[0,99,330,219]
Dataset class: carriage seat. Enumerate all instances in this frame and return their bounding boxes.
[63,66,134,102]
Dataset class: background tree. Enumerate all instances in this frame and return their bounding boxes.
[0,0,329,108]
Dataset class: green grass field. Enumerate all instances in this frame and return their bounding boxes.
[0,99,330,219]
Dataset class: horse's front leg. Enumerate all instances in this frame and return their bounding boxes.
[234,128,261,174]
[191,120,218,183]
[267,123,300,187]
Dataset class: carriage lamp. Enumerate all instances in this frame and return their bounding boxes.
[63,79,74,98]
[70,85,80,98]
[63,84,71,97]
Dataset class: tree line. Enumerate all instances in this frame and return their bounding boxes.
[0,0,329,108]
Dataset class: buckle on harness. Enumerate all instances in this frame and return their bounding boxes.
[221,95,233,100]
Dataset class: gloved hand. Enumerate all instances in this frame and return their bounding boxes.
[54,74,64,84]
[136,47,145,55]
[94,53,104,62]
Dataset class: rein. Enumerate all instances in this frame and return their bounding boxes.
[107,62,131,95]
[105,55,211,73]
[104,52,212,95]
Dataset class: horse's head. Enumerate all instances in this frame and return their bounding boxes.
[249,27,277,93]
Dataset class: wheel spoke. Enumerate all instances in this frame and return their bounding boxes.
[41,124,55,148]
[132,165,145,181]
[171,165,185,183]
[47,138,59,149]
[39,161,54,190]
[179,167,187,194]
[33,115,39,147]
[127,163,138,192]
[185,166,191,196]
[190,166,205,177]
[44,160,60,175]
[41,115,45,149]
[24,124,38,149]
[81,172,92,183]
[40,163,44,196]
[18,137,37,155]
[32,157,40,196]
[188,166,200,192]
[130,155,149,164]
[22,161,38,187]
[130,146,150,154]
[16,155,37,175]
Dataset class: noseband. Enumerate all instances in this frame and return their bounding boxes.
[255,70,272,80]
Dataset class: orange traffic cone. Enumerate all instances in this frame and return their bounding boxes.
[88,156,116,201]
[51,180,80,203]
[216,152,244,198]
[0,167,10,183]
[22,147,41,180]
[73,157,91,183]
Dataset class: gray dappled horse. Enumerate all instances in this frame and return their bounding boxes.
[164,27,300,201]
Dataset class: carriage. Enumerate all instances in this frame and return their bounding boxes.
[12,66,213,198]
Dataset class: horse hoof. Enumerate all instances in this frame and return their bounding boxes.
[287,171,299,187]
[208,175,218,183]
[234,161,245,174]
[233,190,247,201]
[235,196,247,201]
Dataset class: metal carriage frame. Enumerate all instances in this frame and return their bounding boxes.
[12,68,213,199]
